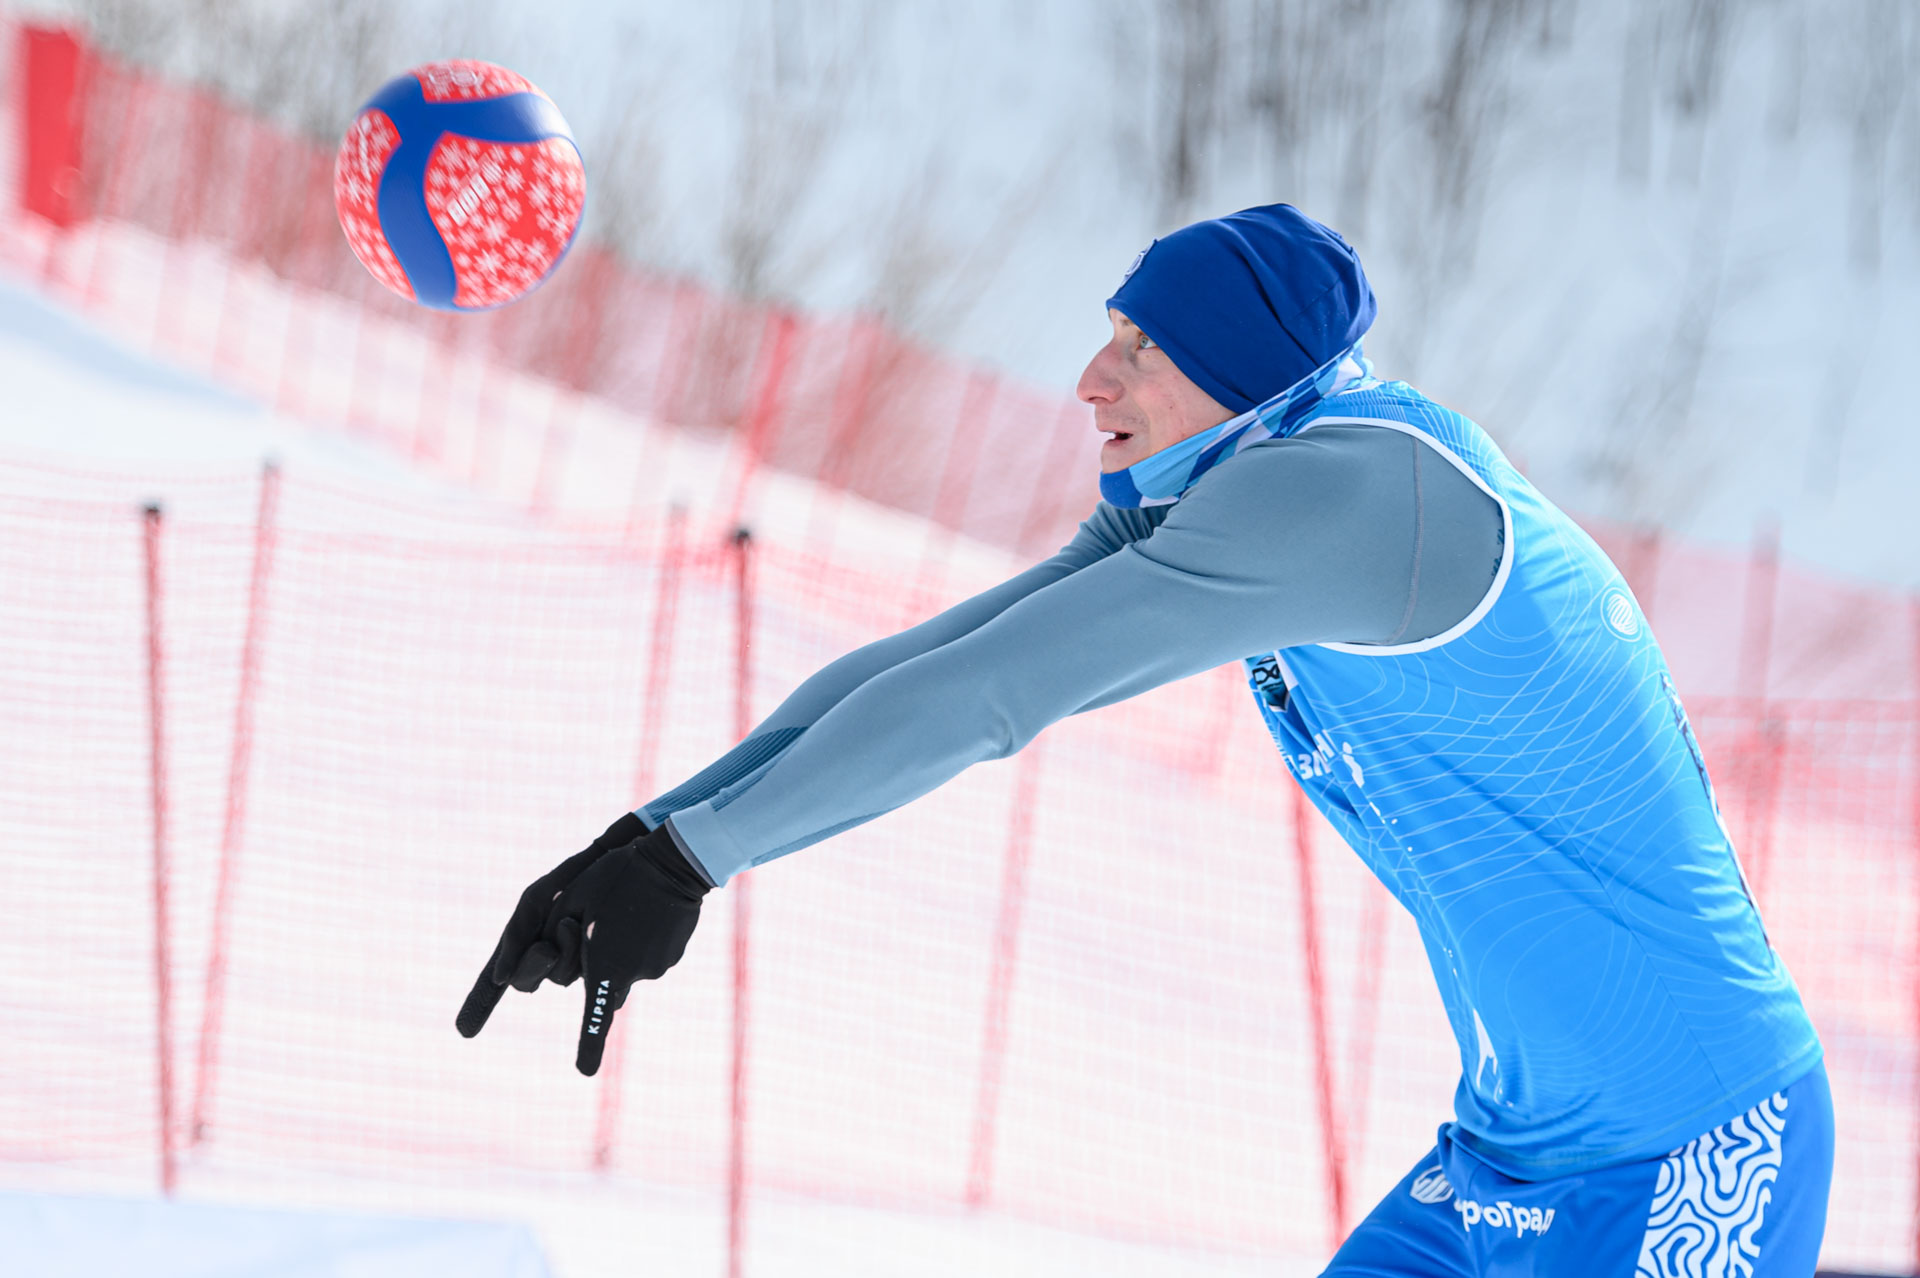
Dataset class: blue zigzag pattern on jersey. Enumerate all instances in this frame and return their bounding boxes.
[359,72,577,310]
[1635,1091,1788,1278]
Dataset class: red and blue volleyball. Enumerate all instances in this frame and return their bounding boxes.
[333,60,586,311]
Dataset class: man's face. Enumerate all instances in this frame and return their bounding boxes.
[1076,309,1235,474]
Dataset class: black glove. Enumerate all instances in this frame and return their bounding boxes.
[455,815,711,1075]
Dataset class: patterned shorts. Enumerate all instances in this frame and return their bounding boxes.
[1324,1061,1833,1277]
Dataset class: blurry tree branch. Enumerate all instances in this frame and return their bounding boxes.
[1157,0,1224,226]
[76,0,398,140]
[1846,2,1914,274]
[720,0,861,302]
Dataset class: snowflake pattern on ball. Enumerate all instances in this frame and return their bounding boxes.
[415,59,536,104]
[333,109,412,300]
[424,134,585,309]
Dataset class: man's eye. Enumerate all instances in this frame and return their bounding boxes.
[1135,331,1156,351]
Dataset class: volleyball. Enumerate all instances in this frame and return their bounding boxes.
[333,60,585,311]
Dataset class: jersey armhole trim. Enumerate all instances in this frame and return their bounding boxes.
[1291,415,1514,656]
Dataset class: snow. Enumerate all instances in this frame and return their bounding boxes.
[0,1165,1320,1278]
[4,1190,553,1278]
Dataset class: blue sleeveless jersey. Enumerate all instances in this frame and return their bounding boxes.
[1244,381,1821,1179]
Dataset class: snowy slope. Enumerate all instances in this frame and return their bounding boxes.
[14,0,1913,582]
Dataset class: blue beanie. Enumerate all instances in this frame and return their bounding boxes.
[1106,204,1376,415]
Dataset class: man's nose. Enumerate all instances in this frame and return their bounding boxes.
[1076,343,1120,404]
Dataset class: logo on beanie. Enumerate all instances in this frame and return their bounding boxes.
[1120,240,1155,286]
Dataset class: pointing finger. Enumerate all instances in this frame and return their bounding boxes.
[576,974,625,1076]
[455,963,507,1039]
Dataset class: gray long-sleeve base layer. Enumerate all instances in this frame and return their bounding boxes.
[647,423,1504,885]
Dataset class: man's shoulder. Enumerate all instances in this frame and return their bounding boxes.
[1244,419,1420,460]
[1180,423,1416,518]
[1221,417,1496,502]
[1170,419,1502,581]
[1078,500,1171,549]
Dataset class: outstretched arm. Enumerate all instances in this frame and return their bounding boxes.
[458,425,1502,1070]
[636,503,1169,848]
[666,425,1502,883]
[455,504,1166,1070]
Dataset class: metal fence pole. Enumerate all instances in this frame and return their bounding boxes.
[1736,523,1783,906]
[965,743,1044,1209]
[1908,592,1920,1272]
[720,314,798,535]
[142,502,178,1195]
[1292,785,1347,1250]
[190,460,281,1147]
[727,527,756,1278]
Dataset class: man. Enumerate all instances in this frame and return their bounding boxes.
[457,205,1831,1275]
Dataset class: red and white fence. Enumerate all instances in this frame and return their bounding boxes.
[4,17,1920,1276]
[3,458,1917,1275]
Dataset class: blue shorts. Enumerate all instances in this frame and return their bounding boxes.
[1326,1061,1833,1277]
